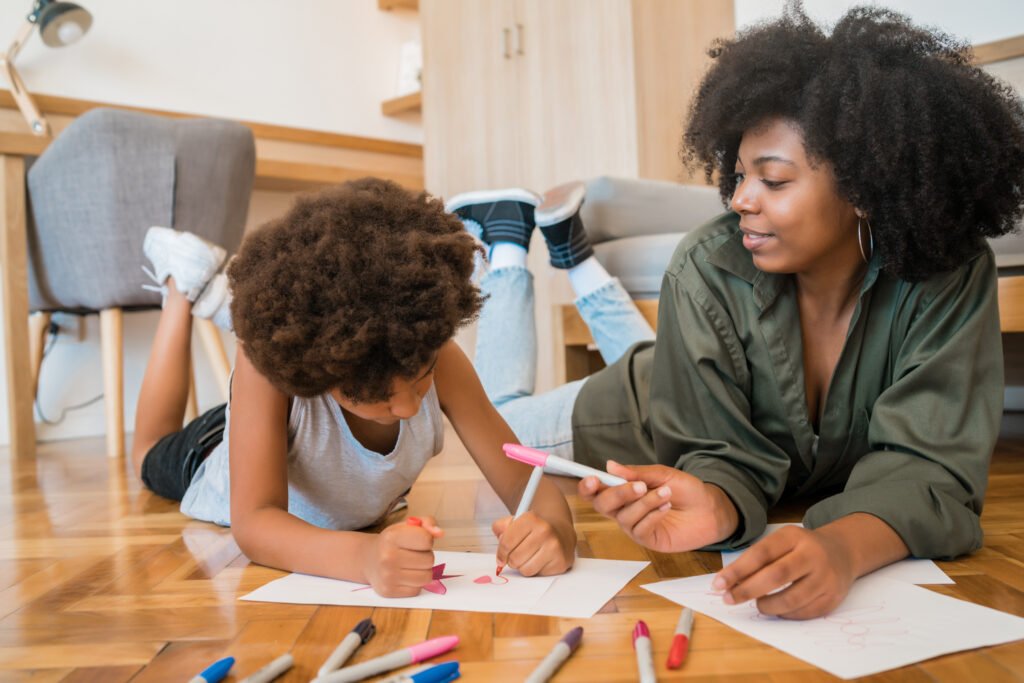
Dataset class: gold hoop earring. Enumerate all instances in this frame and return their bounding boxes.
[858,217,874,263]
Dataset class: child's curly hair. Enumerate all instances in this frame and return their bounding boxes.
[683,2,1024,281]
[228,178,484,402]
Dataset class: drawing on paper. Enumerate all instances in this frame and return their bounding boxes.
[802,603,909,652]
[473,574,510,585]
[352,563,463,595]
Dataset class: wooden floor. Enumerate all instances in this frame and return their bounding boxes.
[1,420,1023,682]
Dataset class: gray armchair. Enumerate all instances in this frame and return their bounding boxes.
[26,108,255,457]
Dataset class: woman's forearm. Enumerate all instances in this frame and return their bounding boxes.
[815,512,910,578]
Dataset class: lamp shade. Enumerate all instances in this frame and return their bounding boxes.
[36,1,92,47]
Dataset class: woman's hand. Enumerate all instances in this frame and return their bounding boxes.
[492,512,576,576]
[712,525,856,620]
[578,460,738,553]
[361,516,444,597]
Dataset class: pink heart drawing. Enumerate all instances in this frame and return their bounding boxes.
[473,574,510,585]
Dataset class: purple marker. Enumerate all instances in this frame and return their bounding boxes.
[524,626,583,683]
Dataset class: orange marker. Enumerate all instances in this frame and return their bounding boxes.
[406,516,423,527]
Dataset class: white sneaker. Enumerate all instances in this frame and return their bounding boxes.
[191,272,233,331]
[142,227,226,302]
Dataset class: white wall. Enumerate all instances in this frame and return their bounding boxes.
[734,0,1024,44]
[0,1,422,447]
[0,0,422,143]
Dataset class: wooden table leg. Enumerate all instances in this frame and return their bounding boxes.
[0,154,35,457]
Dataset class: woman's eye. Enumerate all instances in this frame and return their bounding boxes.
[732,172,745,183]
[762,179,787,189]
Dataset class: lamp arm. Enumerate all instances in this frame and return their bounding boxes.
[0,18,51,136]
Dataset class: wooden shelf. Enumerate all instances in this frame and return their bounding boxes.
[381,91,422,116]
[254,158,423,193]
[0,89,424,192]
[378,0,418,10]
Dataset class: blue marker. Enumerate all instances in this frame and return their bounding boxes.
[379,661,460,683]
[188,655,235,683]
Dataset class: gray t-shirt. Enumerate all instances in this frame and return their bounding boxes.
[181,384,444,529]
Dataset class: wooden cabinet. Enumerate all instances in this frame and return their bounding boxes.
[420,0,733,392]
[420,0,734,197]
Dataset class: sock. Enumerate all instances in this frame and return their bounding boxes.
[489,242,529,270]
[568,256,613,299]
[539,212,595,269]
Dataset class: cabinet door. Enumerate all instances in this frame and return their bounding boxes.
[514,0,639,190]
[421,0,523,197]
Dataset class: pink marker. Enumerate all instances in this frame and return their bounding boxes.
[632,620,656,683]
[503,443,628,487]
[314,635,458,683]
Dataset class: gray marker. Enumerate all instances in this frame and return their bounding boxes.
[239,653,293,683]
[525,626,583,683]
[318,617,376,676]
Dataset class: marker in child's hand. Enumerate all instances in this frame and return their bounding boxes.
[503,443,628,487]
[496,464,545,577]
[406,516,443,537]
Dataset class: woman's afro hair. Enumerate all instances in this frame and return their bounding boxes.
[683,2,1024,281]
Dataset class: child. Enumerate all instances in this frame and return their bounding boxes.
[132,178,576,597]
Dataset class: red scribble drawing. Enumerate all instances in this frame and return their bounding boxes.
[473,574,510,585]
[351,563,463,595]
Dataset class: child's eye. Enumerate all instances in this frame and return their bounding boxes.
[762,179,788,189]
[732,172,745,184]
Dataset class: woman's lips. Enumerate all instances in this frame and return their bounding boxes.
[741,226,775,252]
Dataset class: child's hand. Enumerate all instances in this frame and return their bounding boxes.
[578,460,736,553]
[362,516,444,597]
[492,512,575,576]
[712,525,856,620]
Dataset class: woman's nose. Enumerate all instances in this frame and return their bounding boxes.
[731,178,757,214]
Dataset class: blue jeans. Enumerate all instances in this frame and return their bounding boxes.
[474,266,655,459]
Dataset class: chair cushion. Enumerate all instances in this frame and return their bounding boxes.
[989,227,1024,268]
[27,108,255,312]
[581,176,723,245]
[593,233,686,299]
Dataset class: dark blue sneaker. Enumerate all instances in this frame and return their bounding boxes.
[536,181,593,269]
[445,188,541,250]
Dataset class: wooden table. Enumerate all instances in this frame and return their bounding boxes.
[0,132,48,459]
[0,423,1022,681]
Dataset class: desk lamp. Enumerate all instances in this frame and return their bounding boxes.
[0,0,92,136]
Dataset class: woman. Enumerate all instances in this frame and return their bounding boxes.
[453,4,1024,619]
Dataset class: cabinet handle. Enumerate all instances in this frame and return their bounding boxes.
[516,23,524,55]
[503,27,511,59]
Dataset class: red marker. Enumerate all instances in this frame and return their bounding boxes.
[406,516,423,527]
[666,607,693,669]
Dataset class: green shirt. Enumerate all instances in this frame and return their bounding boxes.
[572,212,1003,559]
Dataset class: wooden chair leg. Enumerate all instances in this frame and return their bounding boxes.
[99,308,124,459]
[194,318,231,400]
[28,311,51,399]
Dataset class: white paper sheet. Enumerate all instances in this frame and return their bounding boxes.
[721,523,954,585]
[642,573,1024,679]
[240,550,648,619]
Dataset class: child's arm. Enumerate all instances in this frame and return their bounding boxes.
[228,346,441,596]
[432,341,576,575]
[711,513,909,620]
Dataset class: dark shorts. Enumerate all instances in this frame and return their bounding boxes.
[141,403,227,501]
